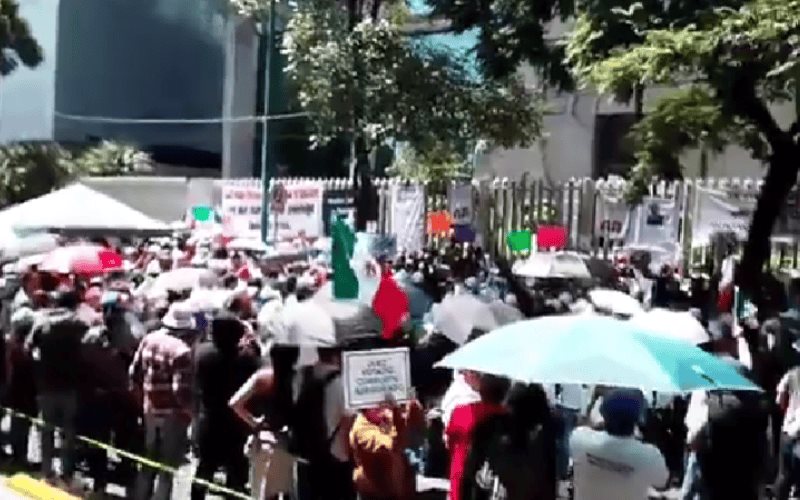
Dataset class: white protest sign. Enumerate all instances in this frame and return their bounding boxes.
[220,181,262,238]
[342,347,411,410]
[268,182,324,241]
[448,183,473,225]
[390,184,424,253]
[595,192,630,239]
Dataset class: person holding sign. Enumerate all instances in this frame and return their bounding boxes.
[349,391,424,500]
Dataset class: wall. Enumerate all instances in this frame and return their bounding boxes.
[0,0,59,143]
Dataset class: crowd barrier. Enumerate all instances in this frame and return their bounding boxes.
[0,406,252,500]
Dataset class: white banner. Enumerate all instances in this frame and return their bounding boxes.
[626,196,680,246]
[391,184,424,253]
[595,193,630,240]
[220,182,262,238]
[220,181,323,241]
[448,183,473,225]
[691,186,752,247]
[270,182,323,241]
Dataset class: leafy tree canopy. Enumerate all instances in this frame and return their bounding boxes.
[0,141,153,206]
[229,0,542,169]
[0,0,42,75]
[571,0,800,291]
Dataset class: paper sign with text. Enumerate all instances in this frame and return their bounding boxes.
[342,347,411,410]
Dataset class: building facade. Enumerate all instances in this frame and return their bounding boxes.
[0,0,259,177]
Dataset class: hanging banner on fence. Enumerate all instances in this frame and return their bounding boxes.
[220,181,323,241]
[626,196,680,246]
[691,186,752,247]
[448,183,473,225]
[270,182,323,241]
[322,189,355,235]
[220,182,262,238]
[595,193,630,240]
[391,184,424,253]
[343,347,411,410]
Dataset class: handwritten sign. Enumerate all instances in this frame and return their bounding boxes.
[219,181,324,241]
[220,182,262,238]
[342,347,411,410]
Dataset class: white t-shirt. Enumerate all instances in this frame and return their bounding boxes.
[570,427,668,500]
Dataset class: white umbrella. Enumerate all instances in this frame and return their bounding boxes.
[488,300,524,325]
[146,268,218,299]
[588,288,643,317]
[228,238,269,253]
[434,294,499,345]
[275,301,337,347]
[512,252,591,279]
[629,308,711,345]
[0,229,59,261]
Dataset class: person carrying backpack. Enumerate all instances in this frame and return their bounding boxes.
[461,383,557,500]
[291,346,356,500]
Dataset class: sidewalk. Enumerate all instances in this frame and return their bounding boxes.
[3,473,81,500]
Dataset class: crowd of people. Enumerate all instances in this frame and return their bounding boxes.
[1,234,800,500]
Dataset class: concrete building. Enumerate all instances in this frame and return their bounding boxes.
[0,0,260,177]
[405,12,794,183]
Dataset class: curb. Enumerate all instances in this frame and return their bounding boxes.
[5,473,81,500]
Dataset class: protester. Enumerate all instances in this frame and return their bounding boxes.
[349,394,424,500]
[191,316,261,500]
[25,290,87,488]
[461,383,557,500]
[129,301,194,500]
[230,344,299,500]
[291,346,355,500]
[446,374,510,500]
[570,389,668,500]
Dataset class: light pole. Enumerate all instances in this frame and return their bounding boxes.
[259,0,277,244]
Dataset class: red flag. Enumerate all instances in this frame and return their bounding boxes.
[537,225,567,250]
[372,270,410,340]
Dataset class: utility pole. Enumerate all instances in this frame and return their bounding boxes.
[259,0,277,244]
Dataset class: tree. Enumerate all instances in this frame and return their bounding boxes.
[0,0,43,75]
[0,141,153,206]
[229,0,541,227]
[572,0,800,294]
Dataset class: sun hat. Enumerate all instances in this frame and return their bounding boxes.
[162,301,196,330]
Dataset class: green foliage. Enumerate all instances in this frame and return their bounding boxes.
[0,0,42,76]
[577,0,800,165]
[76,141,153,176]
[386,143,470,183]
[282,3,541,156]
[0,141,152,206]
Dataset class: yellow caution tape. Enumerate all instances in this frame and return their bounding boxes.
[2,407,252,500]
[5,473,81,500]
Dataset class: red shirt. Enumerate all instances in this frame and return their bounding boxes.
[446,401,506,500]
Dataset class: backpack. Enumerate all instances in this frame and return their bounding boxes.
[288,365,341,462]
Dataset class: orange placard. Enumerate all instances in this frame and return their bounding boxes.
[427,211,452,234]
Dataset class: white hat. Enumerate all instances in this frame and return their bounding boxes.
[162,302,196,330]
[411,271,424,284]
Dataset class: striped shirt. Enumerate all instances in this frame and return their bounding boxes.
[129,328,193,419]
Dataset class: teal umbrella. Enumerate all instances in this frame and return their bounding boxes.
[436,315,760,393]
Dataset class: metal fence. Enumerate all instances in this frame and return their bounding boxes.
[82,175,800,271]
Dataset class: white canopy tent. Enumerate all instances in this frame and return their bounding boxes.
[0,184,171,236]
